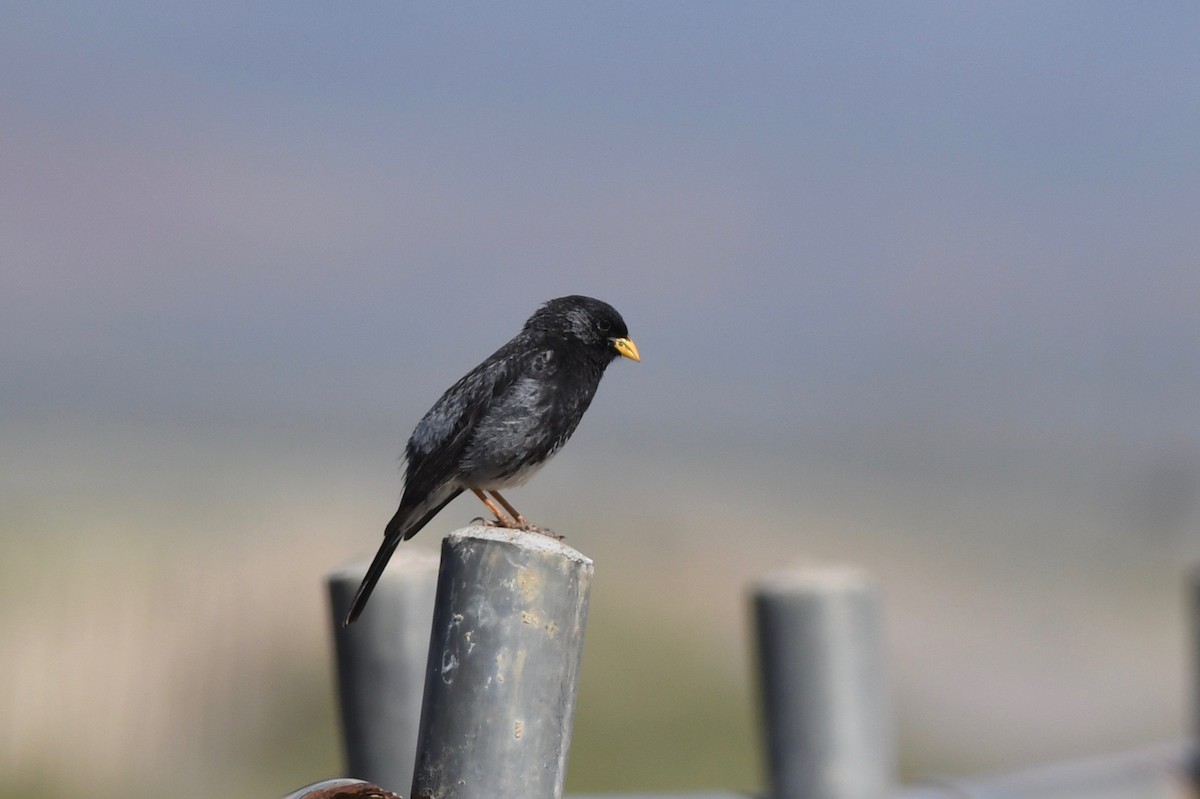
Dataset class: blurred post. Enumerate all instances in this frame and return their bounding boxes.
[753,566,892,799]
[410,525,593,799]
[1191,566,1200,785]
[328,550,441,792]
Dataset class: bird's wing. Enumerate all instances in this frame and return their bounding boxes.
[400,340,533,505]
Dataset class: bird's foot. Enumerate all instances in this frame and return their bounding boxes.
[471,516,563,540]
[474,515,524,530]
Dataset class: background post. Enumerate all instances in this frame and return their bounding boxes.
[328,550,441,793]
[410,525,593,799]
[1190,565,1200,784]
[753,566,892,799]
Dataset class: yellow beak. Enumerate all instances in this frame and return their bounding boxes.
[611,337,640,362]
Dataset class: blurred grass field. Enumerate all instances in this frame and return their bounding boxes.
[2,414,1195,798]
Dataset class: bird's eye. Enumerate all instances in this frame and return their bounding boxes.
[597,319,611,332]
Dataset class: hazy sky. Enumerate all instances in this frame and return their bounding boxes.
[3,3,1198,454]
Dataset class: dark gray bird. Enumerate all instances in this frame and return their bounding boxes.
[345,295,639,624]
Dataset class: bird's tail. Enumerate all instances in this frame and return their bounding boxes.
[343,487,463,626]
[344,532,402,626]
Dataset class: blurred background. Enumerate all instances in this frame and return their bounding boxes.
[3,4,1199,798]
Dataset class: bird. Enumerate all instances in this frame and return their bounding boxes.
[345,295,639,625]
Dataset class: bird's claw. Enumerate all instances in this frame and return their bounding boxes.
[475,516,522,530]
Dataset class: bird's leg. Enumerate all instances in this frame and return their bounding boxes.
[488,490,528,527]
[471,488,520,528]
[489,491,563,539]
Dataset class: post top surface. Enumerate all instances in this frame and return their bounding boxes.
[449,524,594,566]
[330,547,442,579]
[754,563,876,596]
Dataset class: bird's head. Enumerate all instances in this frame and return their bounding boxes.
[528,295,640,363]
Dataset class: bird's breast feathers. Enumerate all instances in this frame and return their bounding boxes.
[456,348,601,483]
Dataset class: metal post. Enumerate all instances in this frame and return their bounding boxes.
[328,550,441,792]
[410,525,593,799]
[753,566,892,799]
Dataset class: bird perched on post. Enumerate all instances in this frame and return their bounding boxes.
[345,295,639,625]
